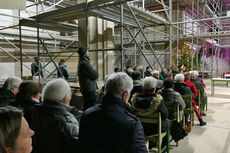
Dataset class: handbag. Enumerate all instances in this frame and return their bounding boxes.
[170,122,188,142]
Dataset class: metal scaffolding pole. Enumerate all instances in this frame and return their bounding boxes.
[39,39,64,78]
[120,1,124,71]
[19,23,23,78]
[191,0,194,70]
[176,1,179,67]
[169,0,173,68]
[126,4,163,70]
[126,27,153,70]
[196,0,199,69]
[86,0,89,48]
[134,29,137,66]
[36,2,41,80]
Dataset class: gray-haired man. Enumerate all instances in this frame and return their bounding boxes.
[79,72,147,153]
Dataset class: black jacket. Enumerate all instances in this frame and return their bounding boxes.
[144,70,152,77]
[79,95,147,153]
[15,95,39,127]
[78,56,98,93]
[130,80,143,100]
[190,79,205,102]
[174,83,194,99]
[0,87,15,106]
[32,100,79,153]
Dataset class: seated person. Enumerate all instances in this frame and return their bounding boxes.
[158,77,186,120]
[184,72,206,126]
[152,70,164,92]
[130,71,143,100]
[190,71,207,117]
[0,106,34,153]
[32,79,79,153]
[79,72,147,153]
[131,77,170,148]
[14,81,43,127]
[0,76,22,106]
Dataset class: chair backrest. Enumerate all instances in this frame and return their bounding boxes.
[196,90,200,106]
[164,101,180,122]
[182,94,192,109]
[138,111,162,139]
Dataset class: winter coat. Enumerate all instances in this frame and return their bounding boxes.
[144,70,152,77]
[174,83,194,99]
[32,100,79,153]
[14,95,39,127]
[184,78,197,99]
[79,95,148,153]
[190,79,205,103]
[130,80,143,100]
[78,56,98,94]
[131,93,170,135]
[57,64,69,79]
[31,61,43,77]
[158,88,186,110]
[0,87,15,106]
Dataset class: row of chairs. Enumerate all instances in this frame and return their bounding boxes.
[137,91,207,153]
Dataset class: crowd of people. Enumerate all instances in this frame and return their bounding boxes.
[0,47,208,153]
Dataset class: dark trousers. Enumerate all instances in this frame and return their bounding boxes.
[82,91,97,111]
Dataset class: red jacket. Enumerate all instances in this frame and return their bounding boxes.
[184,78,197,99]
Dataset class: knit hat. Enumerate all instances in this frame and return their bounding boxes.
[77,47,88,56]
[131,71,141,80]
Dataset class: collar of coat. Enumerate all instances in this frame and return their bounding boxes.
[133,80,142,86]
[42,99,76,115]
[101,95,127,110]
[80,56,90,63]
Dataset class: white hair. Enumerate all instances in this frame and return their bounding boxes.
[143,77,157,90]
[3,76,22,90]
[42,79,71,102]
[174,74,185,83]
[194,70,199,76]
[152,70,160,78]
[191,71,199,78]
[105,72,133,98]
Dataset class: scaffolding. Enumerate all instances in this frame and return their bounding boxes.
[0,0,230,79]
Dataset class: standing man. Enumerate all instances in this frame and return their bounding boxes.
[31,56,43,77]
[77,47,99,111]
[79,72,147,153]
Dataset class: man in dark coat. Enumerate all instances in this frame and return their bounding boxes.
[0,76,22,106]
[190,71,207,117]
[130,70,143,100]
[144,66,152,77]
[77,47,99,111]
[32,79,79,153]
[79,72,147,153]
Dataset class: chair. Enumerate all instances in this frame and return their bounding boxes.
[196,90,206,115]
[205,96,208,111]
[196,90,201,114]
[182,94,194,126]
[164,101,182,146]
[138,112,170,153]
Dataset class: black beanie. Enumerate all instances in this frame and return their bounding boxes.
[131,71,141,80]
[77,47,88,56]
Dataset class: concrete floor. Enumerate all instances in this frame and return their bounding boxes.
[170,80,230,153]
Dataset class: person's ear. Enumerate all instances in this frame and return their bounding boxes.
[121,90,128,102]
